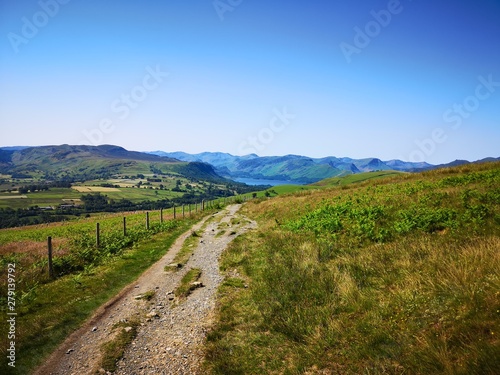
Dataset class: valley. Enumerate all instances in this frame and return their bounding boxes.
[0,144,498,374]
[0,145,265,228]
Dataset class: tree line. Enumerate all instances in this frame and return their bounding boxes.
[0,182,268,229]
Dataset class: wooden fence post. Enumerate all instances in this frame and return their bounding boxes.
[47,236,54,279]
[182,205,185,218]
[96,223,100,248]
[146,212,150,230]
[173,205,176,219]
[160,208,163,223]
[123,217,127,236]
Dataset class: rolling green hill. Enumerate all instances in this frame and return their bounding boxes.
[0,145,261,227]
[0,144,227,183]
[312,170,404,187]
[151,151,435,183]
[233,155,349,183]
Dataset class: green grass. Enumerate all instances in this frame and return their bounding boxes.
[138,289,156,301]
[312,170,404,187]
[0,216,197,374]
[174,268,202,300]
[0,207,177,245]
[215,230,226,238]
[204,162,500,374]
[237,185,319,201]
[236,171,404,202]
[0,188,81,209]
[98,187,183,201]
[0,185,186,210]
[99,319,140,373]
[165,230,201,272]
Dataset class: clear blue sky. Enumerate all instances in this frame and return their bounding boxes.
[1,0,499,164]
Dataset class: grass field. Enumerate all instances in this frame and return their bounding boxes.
[72,186,121,192]
[0,221,194,374]
[0,167,228,211]
[0,170,403,211]
[236,171,406,200]
[205,162,500,374]
[0,205,183,246]
[0,186,185,209]
[311,170,404,186]
[0,188,81,209]
[0,203,217,374]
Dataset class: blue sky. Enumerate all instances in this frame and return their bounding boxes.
[0,0,499,164]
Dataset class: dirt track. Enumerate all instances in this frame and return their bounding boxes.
[34,204,256,375]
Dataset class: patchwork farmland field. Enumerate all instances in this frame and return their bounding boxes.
[0,195,27,200]
[72,186,121,192]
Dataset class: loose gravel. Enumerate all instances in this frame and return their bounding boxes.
[34,204,256,375]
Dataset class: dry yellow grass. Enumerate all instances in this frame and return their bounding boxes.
[0,239,69,257]
[72,186,120,192]
[0,195,28,199]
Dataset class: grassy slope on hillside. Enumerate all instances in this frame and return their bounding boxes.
[205,162,500,374]
[0,209,206,374]
[0,207,177,245]
[238,171,407,201]
[312,170,403,187]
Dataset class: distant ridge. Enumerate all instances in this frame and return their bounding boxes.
[1,145,497,185]
[150,151,436,184]
[405,157,500,172]
[0,145,227,183]
[149,151,499,184]
[0,146,30,151]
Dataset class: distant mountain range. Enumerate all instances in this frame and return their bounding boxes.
[149,151,499,184]
[1,145,497,185]
[0,145,225,183]
[150,151,478,184]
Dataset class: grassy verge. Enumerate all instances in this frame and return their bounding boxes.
[165,231,201,272]
[0,217,197,374]
[204,162,500,374]
[165,211,223,272]
[99,319,140,373]
[137,289,156,301]
[0,206,179,245]
[311,170,403,187]
[174,268,202,300]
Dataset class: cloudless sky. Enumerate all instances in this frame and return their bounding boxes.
[1,0,499,164]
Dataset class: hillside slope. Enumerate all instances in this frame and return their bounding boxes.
[150,151,434,183]
[312,170,404,187]
[206,161,500,374]
[0,145,227,183]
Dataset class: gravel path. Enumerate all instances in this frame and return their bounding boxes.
[34,204,256,375]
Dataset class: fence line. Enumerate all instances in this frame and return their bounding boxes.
[43,196,249,278]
